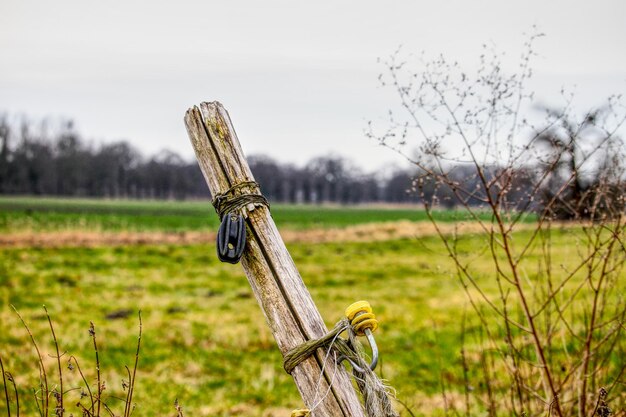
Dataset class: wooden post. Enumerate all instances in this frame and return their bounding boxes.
[184,102,366,417]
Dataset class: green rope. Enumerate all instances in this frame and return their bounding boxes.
[283,319,354,374]
[212,181,269,219]
[283,318,399,417]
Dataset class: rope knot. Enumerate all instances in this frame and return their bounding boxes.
[282,301,399,417]
[211,180,269,220]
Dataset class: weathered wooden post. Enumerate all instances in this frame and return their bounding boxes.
[184,102,366,417]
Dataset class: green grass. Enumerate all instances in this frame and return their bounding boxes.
[0,197,617,416]
[0,196,517,232]
[0,237,458,417]
[1,225,621,416]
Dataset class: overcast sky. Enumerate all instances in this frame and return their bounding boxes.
[1,0,625,171]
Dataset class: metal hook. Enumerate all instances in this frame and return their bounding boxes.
[337,312,379,372]
[337,354,368,374]
[363,326,379,371]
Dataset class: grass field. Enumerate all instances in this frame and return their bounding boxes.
[0,196,513,232]
[0,197,620,416]
[0,237,461,416]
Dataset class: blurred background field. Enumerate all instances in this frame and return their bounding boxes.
[1,196,618,416]
[0,196,509,233]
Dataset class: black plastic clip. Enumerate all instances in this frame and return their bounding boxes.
[216,213,247,264]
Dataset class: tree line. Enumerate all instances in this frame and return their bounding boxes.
[0,116,423,203]
[1,114,623,218]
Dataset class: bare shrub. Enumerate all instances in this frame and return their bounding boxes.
[368,29,626,416]
[1,307,143,417]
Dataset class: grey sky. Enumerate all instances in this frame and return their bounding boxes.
[1,0,625,171]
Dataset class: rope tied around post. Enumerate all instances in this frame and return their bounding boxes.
[211,181,270,264]
[211,180,269,220]
[284,301,399,417]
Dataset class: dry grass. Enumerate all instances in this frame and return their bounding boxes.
[0,220,540,248]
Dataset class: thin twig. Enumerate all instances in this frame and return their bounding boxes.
[12,306,49,417]
[44,306,64,417]
[1,353,11,417]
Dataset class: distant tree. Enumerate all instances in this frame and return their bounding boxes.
[532,106,626,219]
[8,119,58,195]
[384,169,417,203]
[89,141,140,197]
[0,114,9,193]
[55,121,89,195]
[305,155,360,203]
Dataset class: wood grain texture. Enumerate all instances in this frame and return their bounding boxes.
[184,102,365,417]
